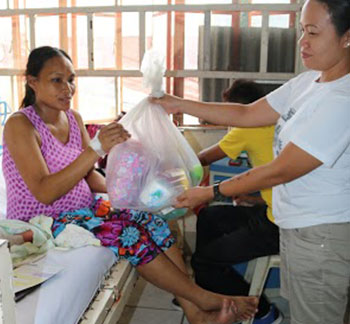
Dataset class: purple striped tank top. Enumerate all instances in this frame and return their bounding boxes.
[2,106,93,221]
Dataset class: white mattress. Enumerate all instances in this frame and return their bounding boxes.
[16,246,116,324]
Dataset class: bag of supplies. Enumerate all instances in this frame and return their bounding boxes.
[106,50,203,220]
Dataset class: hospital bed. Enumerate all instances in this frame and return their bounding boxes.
[0,167,138,324]
[0,239,138,324]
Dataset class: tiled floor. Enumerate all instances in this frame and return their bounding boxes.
[117,277,291,324]
[117,225,290,324]
[117,277,185,324]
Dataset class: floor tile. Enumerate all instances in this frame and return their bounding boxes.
[126,277,176,310]
[118,306,184,324]
[119,258,291,324]
[120,279,291,324]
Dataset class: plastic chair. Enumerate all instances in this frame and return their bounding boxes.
[242,255,281,324]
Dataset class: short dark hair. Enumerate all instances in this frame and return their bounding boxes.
[21,46,72,108]
[222,79,264,104]
[315,0,350,36]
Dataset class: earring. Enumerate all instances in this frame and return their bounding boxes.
[346,42,350,48]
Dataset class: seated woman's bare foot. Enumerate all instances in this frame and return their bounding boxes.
[201,299,251,324]
[190,297,258,324]
[229,295,258,320]
[187,300,237,324]
[206,299,239,324]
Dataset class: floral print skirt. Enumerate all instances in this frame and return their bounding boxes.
[52,198,175,266]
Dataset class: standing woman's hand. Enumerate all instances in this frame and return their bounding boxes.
[98,122,130,153]
[173,186,214,209]
[149,94,184,115]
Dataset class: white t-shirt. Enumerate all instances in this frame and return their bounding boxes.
[267,71,350,229]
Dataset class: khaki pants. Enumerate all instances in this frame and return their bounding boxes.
[280,223,350,324]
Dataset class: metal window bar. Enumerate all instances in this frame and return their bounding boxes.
[87,13,94,70]
[203,10,211,71]
[259,10,269,74]
[29,14,36,49]
[0,4,302,15]
[139,10,146,69]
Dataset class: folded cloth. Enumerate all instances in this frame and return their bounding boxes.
[54,224,101,248]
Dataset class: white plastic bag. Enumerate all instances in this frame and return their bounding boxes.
[106,50,203,218]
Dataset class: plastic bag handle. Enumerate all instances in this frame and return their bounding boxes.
[141,50,165,98]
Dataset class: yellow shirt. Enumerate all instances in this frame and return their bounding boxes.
[219,126,275,223]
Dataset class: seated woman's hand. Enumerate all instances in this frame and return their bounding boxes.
[173,186,214,210]
[149,93,183,115]
[99,122,131,153]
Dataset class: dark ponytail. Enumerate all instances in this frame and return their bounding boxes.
[21,83,36,108]
[21,46,72,109]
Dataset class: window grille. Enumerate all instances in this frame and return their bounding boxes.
[0,1,303,125]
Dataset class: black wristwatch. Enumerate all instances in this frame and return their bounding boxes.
[212,183,229,202]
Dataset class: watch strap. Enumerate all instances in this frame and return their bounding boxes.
[213,183,229,202]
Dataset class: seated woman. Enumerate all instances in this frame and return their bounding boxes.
[2,46,258,324]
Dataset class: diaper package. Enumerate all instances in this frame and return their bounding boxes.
[106,139,155,208]
[106,50,203,219]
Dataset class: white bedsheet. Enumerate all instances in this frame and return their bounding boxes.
[16,246,116,324]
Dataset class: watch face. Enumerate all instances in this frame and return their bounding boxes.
[213,183,231,202]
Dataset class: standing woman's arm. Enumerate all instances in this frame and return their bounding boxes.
[174,142,323,209]
[151,95,280,128]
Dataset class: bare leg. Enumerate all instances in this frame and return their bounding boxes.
[164,245,257,323]
[164,245,208,324]
[136,245,258,323]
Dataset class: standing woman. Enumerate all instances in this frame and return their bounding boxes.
[152,0,350,323]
